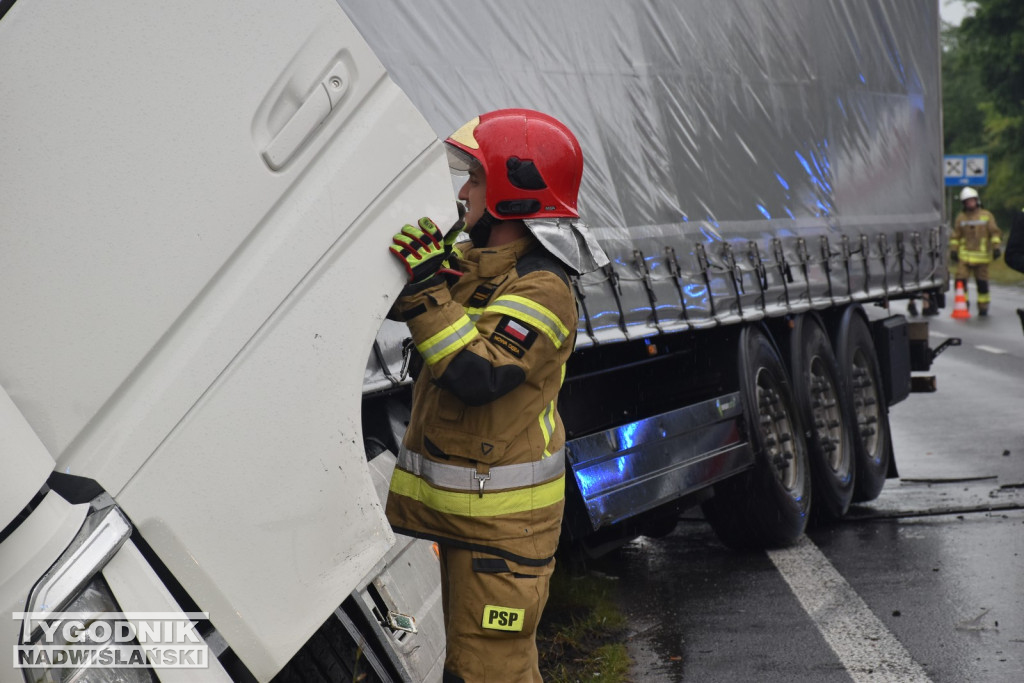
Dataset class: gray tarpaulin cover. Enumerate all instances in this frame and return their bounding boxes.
[351,0,945,391]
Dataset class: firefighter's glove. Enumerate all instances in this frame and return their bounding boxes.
[949,251,959,264]
[389,218,461,296]
[441,217,467,270]
[993,248,1002,260]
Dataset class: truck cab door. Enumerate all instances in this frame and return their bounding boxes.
[0,0,455,678]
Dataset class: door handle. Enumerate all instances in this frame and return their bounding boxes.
[262,62,349,170]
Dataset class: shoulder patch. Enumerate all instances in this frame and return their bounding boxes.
[491,315,538,358]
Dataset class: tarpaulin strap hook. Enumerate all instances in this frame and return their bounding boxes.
[820,236,834,300]
[602,264,630,336]
[571,275,597,343]
[665,246,690,322]
[695,242,717,318]
[796,238,811,305]
[841,234,853,295]
[861,235,872,294]
[772,239,791,309]
[722,242,744,317]
[748,241,768,312]
[633,249,662,332]
[878,233,889,294]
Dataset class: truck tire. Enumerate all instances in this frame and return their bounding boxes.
[788,315,855,520]
[833,307,892,502]
[702,325,811,549]
[272,606,388,683]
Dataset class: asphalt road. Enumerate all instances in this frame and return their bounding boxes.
[592,284,1024,682]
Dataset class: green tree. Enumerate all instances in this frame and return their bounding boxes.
[944,0,1024,222]
[960,0,1024,119]
[941,21,985,154]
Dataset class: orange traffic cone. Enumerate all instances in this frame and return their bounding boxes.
[951,280,970,320]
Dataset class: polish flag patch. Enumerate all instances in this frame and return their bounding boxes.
[492,315,538,358]
[503,319,529,341]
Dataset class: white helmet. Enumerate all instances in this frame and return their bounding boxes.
[959,187,979,202]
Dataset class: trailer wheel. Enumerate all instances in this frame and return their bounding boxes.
[789,316,855,520]
[702,325,811,549]
[834,307,891,502]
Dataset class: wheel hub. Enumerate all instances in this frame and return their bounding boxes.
[809,355,849,477]
[850,350,881,458]
[755,370,799,491]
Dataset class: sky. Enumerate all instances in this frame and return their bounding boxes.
[939,0,973,26]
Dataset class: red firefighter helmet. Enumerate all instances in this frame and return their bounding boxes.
[445,108,583,220]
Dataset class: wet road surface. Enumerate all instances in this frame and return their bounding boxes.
[591,285,1024,682]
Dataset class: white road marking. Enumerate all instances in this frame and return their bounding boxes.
[767,536,932,683]
[975,345,1007,355]
[927,331,949,339]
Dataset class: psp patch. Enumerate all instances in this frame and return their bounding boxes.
[491,315,538,358]
[482,604,525,632]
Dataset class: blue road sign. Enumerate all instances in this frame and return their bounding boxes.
[944,154,988,187]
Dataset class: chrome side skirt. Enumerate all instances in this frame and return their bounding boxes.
[567,393,754,530]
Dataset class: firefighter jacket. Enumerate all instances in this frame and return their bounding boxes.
[385,234,578,566]
[951,208,1002,265]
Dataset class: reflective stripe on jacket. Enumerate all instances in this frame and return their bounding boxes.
[950,209,1001,264]
[386,234,577,565]
[390,445,565,516]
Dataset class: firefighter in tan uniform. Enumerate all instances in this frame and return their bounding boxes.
[950,187,1002,316]
[385,109,607,682]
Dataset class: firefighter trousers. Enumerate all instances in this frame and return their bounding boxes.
[955,262,992,313]
[439,545,555,683]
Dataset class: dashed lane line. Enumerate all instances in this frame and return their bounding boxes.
[767,536,932,683]
[975,344,1007,355]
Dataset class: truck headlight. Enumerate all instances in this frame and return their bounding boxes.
[25,505,132,631]
[21,576,153,683]
[19,504,154,683]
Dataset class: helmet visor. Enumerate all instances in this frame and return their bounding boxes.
[445,143,481,174]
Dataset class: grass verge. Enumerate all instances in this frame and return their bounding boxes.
[538,564,631,682]
[988,255,1024,285]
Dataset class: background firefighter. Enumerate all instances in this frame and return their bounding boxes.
[384,109,607,682]
[949,187,1002,316]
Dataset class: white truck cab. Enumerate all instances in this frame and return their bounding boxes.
[1,1,452,680]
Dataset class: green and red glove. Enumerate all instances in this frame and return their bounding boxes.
[389,217,462,295]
